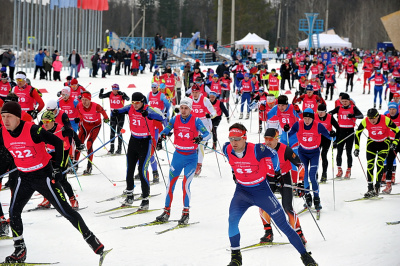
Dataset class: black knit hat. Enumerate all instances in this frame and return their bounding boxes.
[1,101,21,118]
[131,92,146,103]
[341,93,350,100]
[264,128,279,138]
[317,104,327,112]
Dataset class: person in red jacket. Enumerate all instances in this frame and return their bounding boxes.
[12,72,44,119]
[131,49,140,76]
[74,91,109,174]
[0,72,12,101]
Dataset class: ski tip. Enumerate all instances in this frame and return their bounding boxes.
[99,248,113,266]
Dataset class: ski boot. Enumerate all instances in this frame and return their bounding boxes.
[379,104,382,110]
[5,239,27,263]
[152,171,160,184]
[139,198,149,211]
[239,113,243,119]
[245,113,250,120]
[300,251,318,266]
[336,167,343,178]
[115,146,122,155]
[227,250,242,266]
[84,232,104,255]
[320,172,327,183]
[122,190,134,206]
[156,138,163,151]
[374,103,376,108]
[37,198,51,209]
[178,208,190,225]
[107,144,114,155]
[344,168,351,179]
[156,207,171,222]
[0,216,10,236]
[314,196,322,210]
[296,228,307,246]
[382,182,392,194]
[83,163,92,175]
[195,163,202,176]
[364,184,376,198]
[368,89,371,94]
[260,227,274,243]
[69,196,79,209]
[304,193,312,208]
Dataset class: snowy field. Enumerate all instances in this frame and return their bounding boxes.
[1,61,400,266]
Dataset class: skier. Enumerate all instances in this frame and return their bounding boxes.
[253,90,275,133]
[323,71,336,101]
[37,111,85,209]
[382,101,400,193]
[384,78,400,102]
[266,68,281,98]
[0,72,12,101]
[58,86,80,132]
[362,57,373,94]
[329,93,364,179]
[209,91,229,149]
[0,101,105,263]
[68,78,87,102]
[260,128,307,245]
[354,108,400,197]
[345,60,357,92]
[155,98,210,225]
[315,104,339,182]
[112,92,164,209]
[292,85,326,113]
[223,123,317,266]
[286,108,333,209]
[74,91,109,174]
[99,84,130,154]
[237,73,255,119]
[220,71,233,110]
[189,85,216,176]
[368,69,388,109]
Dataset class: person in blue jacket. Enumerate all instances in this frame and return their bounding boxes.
[33,49,45,80]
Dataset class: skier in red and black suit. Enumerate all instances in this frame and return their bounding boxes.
[99,84,130,154]
[12,72,44,119]
[345,60,357,92]
[315,104,339,182]
[259,128,308,246]
[0,101,106,263]
[292,85,326,113]
[69,78,87,102]
[74,91,109,174]
[0,72,12,101]
[329,93,363,179]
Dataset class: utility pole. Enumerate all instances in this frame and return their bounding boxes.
[285,0,289,46]
[325,0,329,32]
[217,0,223,45]
[276,1,282,47]
[132,1,135,38]
[231,0,235,49]
[141,5,145,48]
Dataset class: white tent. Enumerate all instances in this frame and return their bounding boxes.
[298,33,352,49]
[235,33,269,51]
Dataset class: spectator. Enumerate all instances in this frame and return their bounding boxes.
[52,49,59,62]
[91,51,100,78]
[1,49,12,71]
[123,49,131,75]
[52,55,62,81]
[140,48,146,74]
[67,49,81,79]
[280,59,292,91]
[43,50,53,81]
[154,33,160,52]
[130,49,140,76]
[34,48,46,79]
[161,48,168,69]
[206,37,210,50]
[159,36,165,50]
[195,37,200,50]
[100,56,107,78]
[8,50,16,81]
[216,60,229,78]
[114,48,123,75]
[104,46,115,75]
[149,47,156,72]
[183,62,192,91]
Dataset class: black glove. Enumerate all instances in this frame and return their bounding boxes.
[192,135,203,144]
[167,131,173,137]
[76,143,86,151]
[332,142,338,149]
[74,117,80,123]
[274,171,284,187]
[353,149,359,157]
[205,113,211,119]
[296,182,305,197]
[52,167,63,183]
[390,141,398,151]
[347,113,356,118]
[160,133,167,140]
[329,131,336,137]
[237,91,241,96]
[284,124,290,132]
[100,88,104,95]
[250,91,255,98]
[112,109,119,115]
[31,110,39,120]
[141,109,148,117]
[232,173,238,184]
[295,91,300,97]
[57,91,62,97]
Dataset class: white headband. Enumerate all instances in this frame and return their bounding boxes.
[15,73,26,80]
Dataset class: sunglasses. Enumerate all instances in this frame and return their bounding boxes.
[132,101,142,104]
[42,120,52,124]
[16,78,25,82]
[151,86,158,88]
[228,137,243,141]
[264,136,277,141]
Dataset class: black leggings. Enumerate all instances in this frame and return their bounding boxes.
[110,113,125,149]
[10,164,91,239]
[326,83,334,100]
[385,143,400,181]
[126,136,152,198]
[336,128,355,168]
[319,136,331,175]
[211,116,222,143]
[346,73,354,91]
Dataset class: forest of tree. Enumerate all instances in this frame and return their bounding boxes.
[1,0,399,50]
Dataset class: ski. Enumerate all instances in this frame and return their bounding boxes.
[99,248,112,266]
[0,236,12,240]
[23,207,53,213]
[109,208,161,219]
[386,221,400,225]
[297,207,308,215]
[121,220,180,230]
[56,206,88,217]
[226,241,290,252]
[316,210,321,220]
[95,193,141,203]
[95,153,125,158]
[345,196,383,202]
[382,193,400,196]
[0,262,59,265]
[94,205,139,215]
[335,177,356,181]
[156,222,199,235]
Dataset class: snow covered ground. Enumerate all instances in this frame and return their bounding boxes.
[1,61,400,266]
